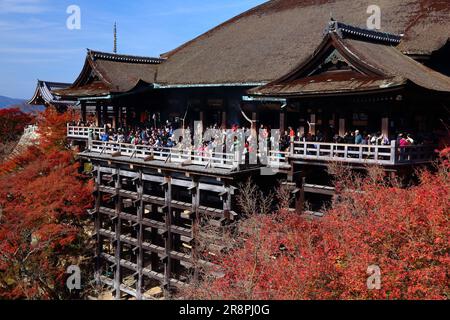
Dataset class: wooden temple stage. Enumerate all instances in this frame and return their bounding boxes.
[34,1,450,299]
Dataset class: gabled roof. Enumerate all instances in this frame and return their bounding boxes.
[54,50,164,98]
[154,0,450,86]
[28,80,75,105]
[248,21,450,98]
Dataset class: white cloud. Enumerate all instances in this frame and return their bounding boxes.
[0,47,81,54]
[0,0,49,14]
[0,18,58,31]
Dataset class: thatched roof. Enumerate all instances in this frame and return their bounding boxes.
[54,0,450,98]
[248,23,450,97]
[28,80,75,105]
[54,50,163,98]
[155,0,450,86]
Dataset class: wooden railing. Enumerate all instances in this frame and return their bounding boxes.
[67,125,105,139]
[268,140,436,166]
[88,140,239,170]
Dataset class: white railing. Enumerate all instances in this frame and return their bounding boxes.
[88,140,239,170]
[279,140,436,166]
[82,135,436,170]
[67,125,105,139]
[268,150,291,169]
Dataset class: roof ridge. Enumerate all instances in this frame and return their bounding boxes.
[87,49,165,64]
[327,21,403,45]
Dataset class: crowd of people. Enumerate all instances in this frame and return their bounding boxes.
[278,127,421,148]
[70,120,426,154]
[98,125,178,149]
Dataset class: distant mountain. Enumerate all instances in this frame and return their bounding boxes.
[0,95,44,113]
[0,96,26,108]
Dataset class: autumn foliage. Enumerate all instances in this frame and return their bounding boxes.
[0,108,33,144]
[0,108,93,299]
[190,154,449,300]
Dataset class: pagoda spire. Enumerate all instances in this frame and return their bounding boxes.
[113,22,117,54]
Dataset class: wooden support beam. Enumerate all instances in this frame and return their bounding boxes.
[222,185,232,220]
[191,178,200,284]
[113,105,119,130]
[136,170,144,300]
[163,175,172,297]
[81,102,87,123]
[96,104,102,127]
[339,118,346,137]
[102,105,108,127]
[94,165,102,285]
[310,114,316,136]
[114,166,123,300]
[295,177,305,215]
[221,111,227,129]
[382,117,389,139]
[280,109,286,133]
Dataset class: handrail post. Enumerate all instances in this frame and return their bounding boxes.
[87,131,93,151]
[390,140,397,165]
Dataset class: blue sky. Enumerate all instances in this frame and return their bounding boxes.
[0,0,266,98]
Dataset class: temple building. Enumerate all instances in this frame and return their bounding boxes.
[32,0,450,299]
[28,80,77,112]
[55,50,164,127]
[248,21,450,147]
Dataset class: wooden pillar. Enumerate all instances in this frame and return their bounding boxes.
[191,178,200,284]
[96,104,102,127]
[382,117,389,139]
[280,108,286,133]
[136,170,144,300]
[251,112,258,132]
[114,167,123,300]
[295,177,306,214]
[339,118,346,137]
[310,114,316,136]
[135,109,142,126]
[126,107,132,128]
[102,105,108,127]
[222,185,232,219]
[81,102,87,123]
[199,111,205,128]
[113,106,119,130]
[119,107,124,128]
[221,111,227,129]
[163,175,172,297]
[94,165,102,285]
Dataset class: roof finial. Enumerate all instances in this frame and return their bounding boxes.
[113,22,117,54]
[327,14,338,34]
